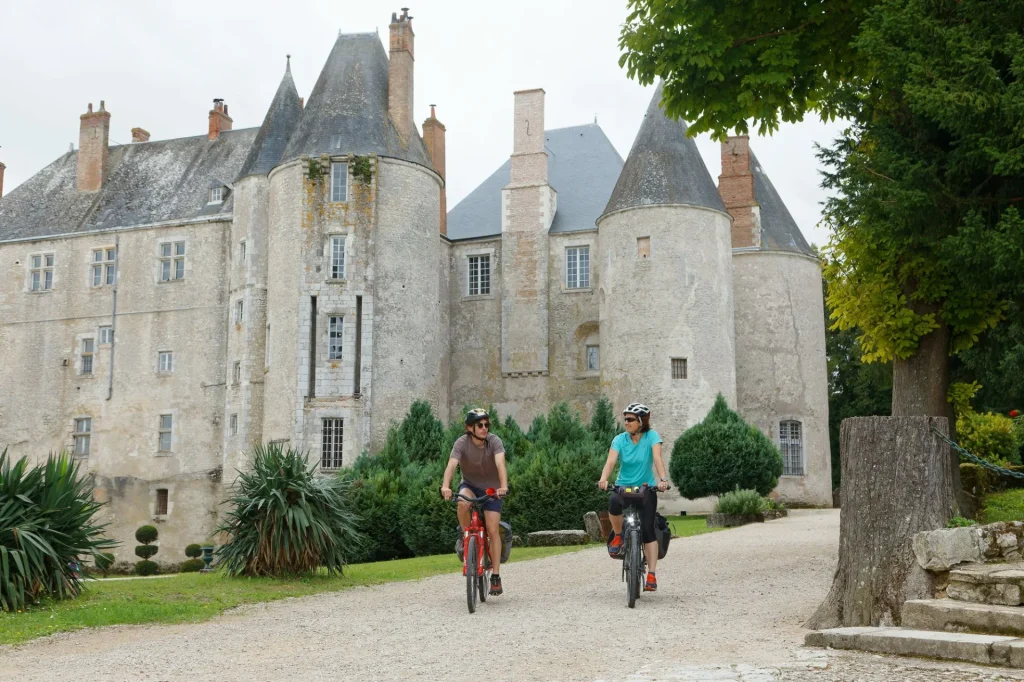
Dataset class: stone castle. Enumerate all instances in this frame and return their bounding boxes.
[0,10,830,557]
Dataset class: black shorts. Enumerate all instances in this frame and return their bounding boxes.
[609,487,658,544]
[458,482,503,513]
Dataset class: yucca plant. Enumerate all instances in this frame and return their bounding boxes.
[215,443,362,577]
[0,449,117,612]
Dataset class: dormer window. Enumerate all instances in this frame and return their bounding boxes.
[209,187,224,204]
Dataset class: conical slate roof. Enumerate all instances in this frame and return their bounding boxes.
[750,150,814,256]
[280,33,430,167]
[602,83,725,216]
[237,58,304,179]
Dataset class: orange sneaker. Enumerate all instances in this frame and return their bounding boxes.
[644,572,658,592]
[608,533,623,557]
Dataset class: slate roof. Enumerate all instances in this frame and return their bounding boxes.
[446,124,624,240]
[280,33,431,167]
[750,150,814,256]
[602,83,725,216]
[0,128,258,242]
[237,59,303,179]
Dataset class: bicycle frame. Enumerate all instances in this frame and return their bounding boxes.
[460,502,489,577]
[452,489,498,613]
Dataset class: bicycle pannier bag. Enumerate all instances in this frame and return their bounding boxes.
[654,513,671,560]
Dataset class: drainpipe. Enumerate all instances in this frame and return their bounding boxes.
[106,235,119,400]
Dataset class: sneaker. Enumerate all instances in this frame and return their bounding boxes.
[608,533,623,558]
[489,574,503,596]
[644,572,657,592]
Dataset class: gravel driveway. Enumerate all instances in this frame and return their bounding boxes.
[3,510,1022,681]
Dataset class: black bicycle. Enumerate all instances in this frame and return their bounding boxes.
[606,483,668,608]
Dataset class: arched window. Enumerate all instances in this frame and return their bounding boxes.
[780,420,804,476]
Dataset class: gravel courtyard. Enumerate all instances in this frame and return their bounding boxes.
[3,509,1023,681]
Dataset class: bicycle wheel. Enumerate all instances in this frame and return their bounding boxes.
[627,530,640,608]
[466,535,478,614]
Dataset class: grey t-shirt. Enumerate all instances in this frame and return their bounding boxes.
[451,433,505,489]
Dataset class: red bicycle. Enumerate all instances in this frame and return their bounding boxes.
[452,488,499,613]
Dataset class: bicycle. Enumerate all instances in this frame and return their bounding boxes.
[450,488,500,614]
[605,483,666,608]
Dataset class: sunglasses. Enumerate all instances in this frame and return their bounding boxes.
[623,417,638,424]
[474,422,491,429]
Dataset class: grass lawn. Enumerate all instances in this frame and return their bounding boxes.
[0,545,583,647]
[666,514,721,538]
[980,489,1024,524]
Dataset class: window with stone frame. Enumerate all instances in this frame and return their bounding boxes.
[328,316,343,360]
[239,240,247,265]
[233,361,242,385]
[235,299,244,324]
[780,420,805,476]
[80,339,95,375]
[230,414,238,436]
[91,247,117,287]
[158,351,174,373]
[159,242,186,281]
[155,488,169,516]
[29,253,54,291]
[331,162,349,202]
[73,418,92,456]
[586,345,600,371]
[671,357,688,379]
[321,418,344,470]
[566,246,590,289]
[468,255,491,296]
[209,187,224,204]
[329,236,346,280]
[99,325,113,345]
[158,414,173,453]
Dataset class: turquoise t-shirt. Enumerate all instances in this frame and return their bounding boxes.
[612,430,663,487]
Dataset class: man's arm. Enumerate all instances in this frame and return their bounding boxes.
[494,452,508,497]
[440,457,459,500]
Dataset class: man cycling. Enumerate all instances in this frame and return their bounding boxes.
[441,408,509,596]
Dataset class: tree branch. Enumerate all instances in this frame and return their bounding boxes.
[732,22,813,46]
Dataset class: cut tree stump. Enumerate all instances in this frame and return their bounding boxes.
[806,416,956,630]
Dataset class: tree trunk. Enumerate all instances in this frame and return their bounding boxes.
[806,416,956,630]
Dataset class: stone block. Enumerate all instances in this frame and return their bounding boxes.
[999,533,1018,551]
[912,527,986,571]
[583,512,603,542]
[527,530,588,547]
[903,598,1024,637]
[707,513,765,528]
[807,626,1022,667]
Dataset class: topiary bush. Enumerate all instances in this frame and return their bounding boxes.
[180,558,205,573]
[670,394,783,498]
[185,544,202,559]
[134,524,159,575]
[135,525,158,545]
[714,488,766,515]
[135,544,158,560]
[135,560,158,576]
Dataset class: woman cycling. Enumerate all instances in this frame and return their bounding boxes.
[597,402,670,592]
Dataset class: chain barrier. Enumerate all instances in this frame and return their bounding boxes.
[930,425,1024,480]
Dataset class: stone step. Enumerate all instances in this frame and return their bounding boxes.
[949,562,1024,605]
[903,599,1024,636]
[805,626,1024,667]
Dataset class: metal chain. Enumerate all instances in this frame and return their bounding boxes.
[930,425,1024,480]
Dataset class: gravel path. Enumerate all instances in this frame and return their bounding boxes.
[2,510,1022,681]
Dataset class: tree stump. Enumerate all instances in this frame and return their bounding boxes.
[806,416,956,630]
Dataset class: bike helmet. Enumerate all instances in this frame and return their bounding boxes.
[465,408,490,426]
[622,403,651,418]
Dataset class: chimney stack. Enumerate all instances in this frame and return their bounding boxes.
[719,135,761,249]
[78,101,111,192]
[510,89,547,186]
[131,127,151,143]
[388,8,415,143]
[209,99,233,140]
[0,161,6,199]
[422,104,447,235]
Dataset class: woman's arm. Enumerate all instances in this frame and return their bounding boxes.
[652,442,669,490]
[598,448,620,489]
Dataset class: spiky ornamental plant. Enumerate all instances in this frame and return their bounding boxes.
[0,449,117,612]
[215,443,362,577]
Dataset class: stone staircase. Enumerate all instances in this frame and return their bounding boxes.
[807,561,1024,667]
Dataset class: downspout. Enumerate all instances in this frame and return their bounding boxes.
[106,235,119,400]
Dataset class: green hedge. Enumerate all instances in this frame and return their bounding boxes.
[180,558,205,573]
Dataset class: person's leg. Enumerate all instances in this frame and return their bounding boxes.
[456,483,472,530]
[484,510,502,576]
[608,491,624,535]
[642,490,659,587]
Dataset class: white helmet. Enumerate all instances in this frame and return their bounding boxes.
[623,403,651,418]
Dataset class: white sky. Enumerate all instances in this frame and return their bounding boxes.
[0,0,844,248]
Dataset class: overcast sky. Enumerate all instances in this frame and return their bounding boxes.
[1,0,845,248]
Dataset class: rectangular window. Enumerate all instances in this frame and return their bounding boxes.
[229,414,238,436]
[155,488,169,516]
[91,248,117,287]
[99,325,113,345]
[73,418,92,456]
[239,240,246,264]
[159,242,186,281]
[328,316,343,360]
[780,421,805,476]
[671,357,688,380]
[566,246,590,289]
[586,345,600,371]
[158,414,173,452]
[468,255,491,296]
[638,236,651,260]
[158,351,174,373]
[330,236,346,280]
[321,418,344,470]
[81,339,95,375]
[233,361,241,384]
[209,187,223,204]
[235,299,244,324]
[331,162,348,202]
[265,324,271,368]
[30,253,55,291]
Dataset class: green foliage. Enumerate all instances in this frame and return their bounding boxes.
[135,525,158,545]
[948,382,983,418]
[135,545,158,560]
[95,553,114,571]
[343,467,410,564]
[185,544,202,559]
[134,561,158,577]
[947,516,978,528]
[0,450,117,612]
[953,305,1024,415]
[215,443,362,577]
[670,395,783,498]
[714,488,767,516]
[179,559,205,573]
[397,459,458,557]
[589,396,620,445]
[981,489,1024,524]
[957,411,1020,466]
[398,400,446,465]
[765,497,787,513]
[503,444,607,536]
[350,155,374,184]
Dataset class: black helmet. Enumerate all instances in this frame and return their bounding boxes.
[465,408,489,426]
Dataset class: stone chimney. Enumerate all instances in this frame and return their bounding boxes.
[78,101,111,192]
[388,8,415,143]
[209,99,233,140]
[719,135,761,249]
[422,104,446,235]
[131,127,151,143]
[510,88,548,185]
[0,161,6,199]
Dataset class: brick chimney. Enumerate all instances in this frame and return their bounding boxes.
[209,99,233,140]
[388,8,415,143]
[131,127,151,143]
[78,101,111,192]
[510,88,548,186]
[0,161,6,199]
[422,104,446,235]
[719,135,761,249]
